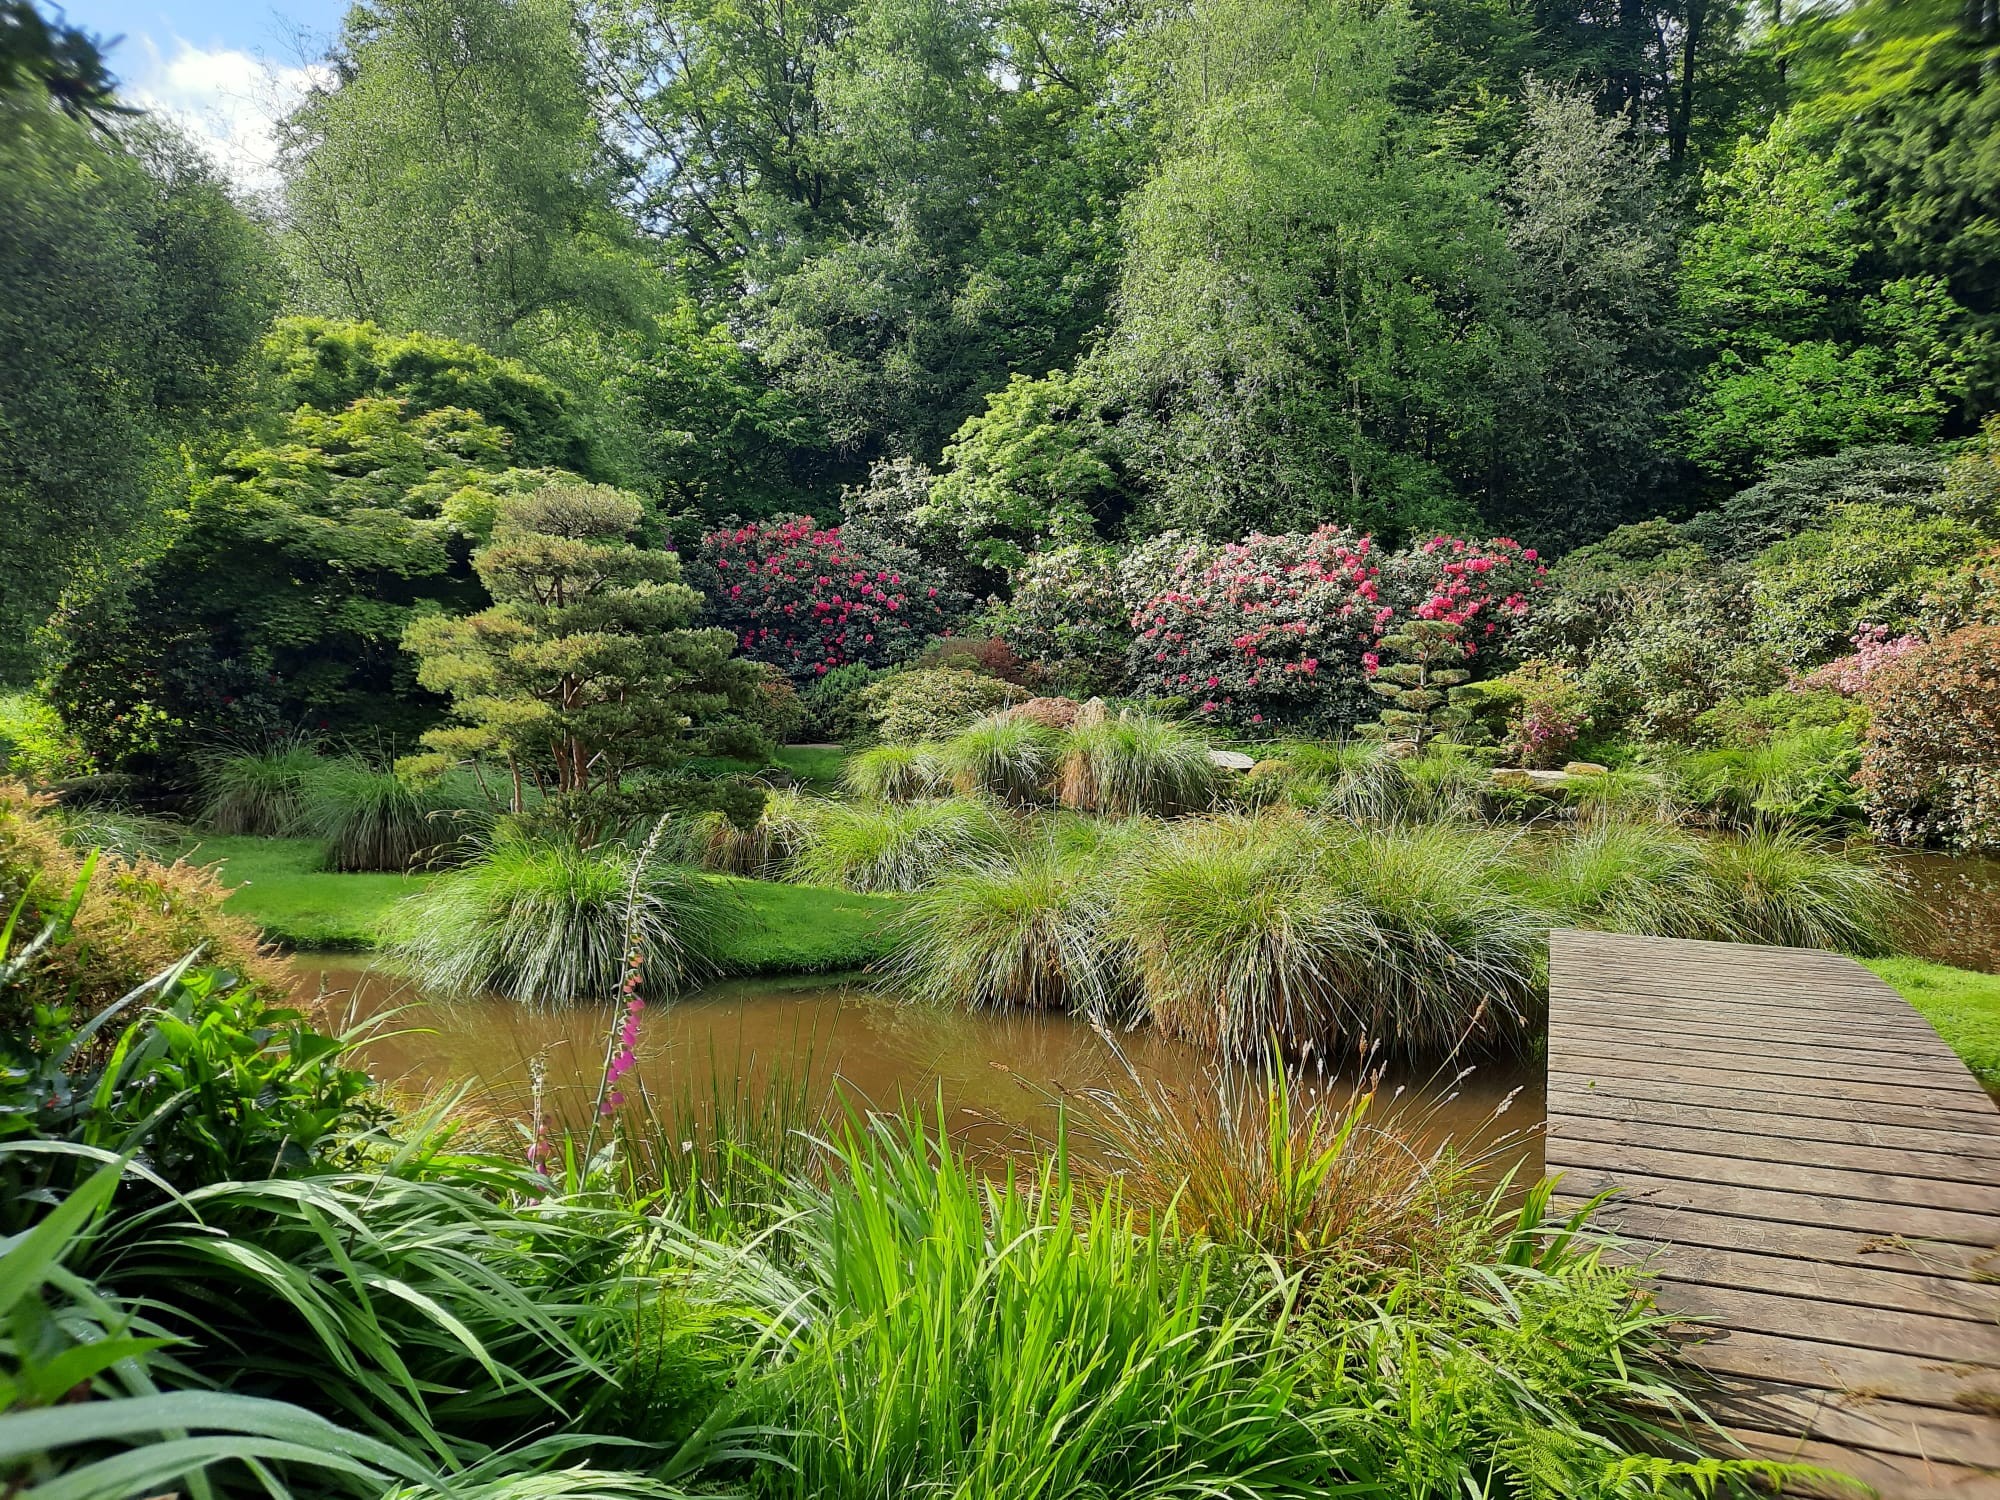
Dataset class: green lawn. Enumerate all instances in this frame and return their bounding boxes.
[1866,956,2000,1089]
[182,835,428,951]
[180,832,899,975]
[774,743,849,791]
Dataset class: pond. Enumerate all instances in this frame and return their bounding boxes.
[300,957,1546,1181]
[1890,849,2000,973]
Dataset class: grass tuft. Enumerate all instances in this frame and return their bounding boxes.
[843,743,949,802]
[887,839,1128,1016]
[387,834,738,1003]
[939,714,1059,804]
[197,739,324,836]
[1056,712,1222,818]
[300,759,488,872]
[1699,824,1904,954]
[790,797,1011,893]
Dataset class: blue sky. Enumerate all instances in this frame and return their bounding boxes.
[62,0,348,188]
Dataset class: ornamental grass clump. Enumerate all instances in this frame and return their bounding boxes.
[1699,824,1904,954]
[694,788,823,877]
[1111,814,1542,1060]
[790,796,1011,893]
[843,742,949,802]
[388,835,736,1004]
[1108,813,1361,1059]
[1077,1065,1476,1279]
[300,758,488,872]
[197,739,325,836]
[1056,712,1222,817]
[888,840,1128,1016]
[939,713,1059,803]
[1512,821,1719,939]
[1315,821,1545,1054]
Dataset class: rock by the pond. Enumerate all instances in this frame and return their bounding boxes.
[1073,697,1110,730]
[1490,766,1578,792]
[1563,761,1610,776]
[1208,749,1256,773]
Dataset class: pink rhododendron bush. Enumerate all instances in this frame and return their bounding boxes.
[689,514,967,682]
[1123,529,1546,728]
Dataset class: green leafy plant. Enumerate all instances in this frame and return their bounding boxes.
[859,669,1022,745]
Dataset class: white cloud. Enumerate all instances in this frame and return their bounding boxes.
[126,36,330,193]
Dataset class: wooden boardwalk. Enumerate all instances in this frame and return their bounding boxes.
[1547,929,2000,1498]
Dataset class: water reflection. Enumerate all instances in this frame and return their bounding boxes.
[300,958,1544,1181]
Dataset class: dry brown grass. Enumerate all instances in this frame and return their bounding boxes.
[0,781,292,1027]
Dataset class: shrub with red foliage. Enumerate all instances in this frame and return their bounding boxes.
[1859,624,2000,851]
[690,514,966,682]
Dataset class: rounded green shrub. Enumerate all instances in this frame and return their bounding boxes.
[861,668,1021,744]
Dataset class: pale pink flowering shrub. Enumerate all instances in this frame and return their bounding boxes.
[690,514,966,682]
[1795,623,1925,698]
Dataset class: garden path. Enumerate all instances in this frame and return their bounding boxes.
[1548,929,2000,1498]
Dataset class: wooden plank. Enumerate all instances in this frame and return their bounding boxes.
[1727,1429,2000,1500]
[1548,1094,2000,1167]
[1556,1015,1984,1074]
[1707,1381,2000,1471]
[1553,1198,2000,1282]
[1623,1242,2000,1325]
[1547,930,2000,1488]
[1555,1034,1988,1095]
[1656,1281,2000,1365]
[1548,1072,2000,1140]
[1550,1055,2000,1116]
[1679,1327,2000,1412]
[1548,1165,2000,1247]
[1560,989,1948,1035]
[1557,1016,1980,1076]
[1553,1112,2000,1186]
[1547,1137,2000,1217]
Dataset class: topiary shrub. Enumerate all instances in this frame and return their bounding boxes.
[0,781,290,1030]
[860,669,1022,745]
[1859,625,2000,851]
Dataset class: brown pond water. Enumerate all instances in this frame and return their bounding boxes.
[299,957,1546,1181]
[1890,849,2000,973]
